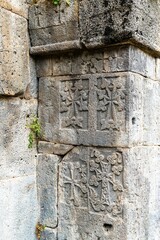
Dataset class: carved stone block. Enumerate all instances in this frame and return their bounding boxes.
[58,146,126,240]
[39,72,143,146]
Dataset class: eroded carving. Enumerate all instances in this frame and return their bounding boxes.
[61,148,124,218]
[60,79,89,129]
[97,77,125,131]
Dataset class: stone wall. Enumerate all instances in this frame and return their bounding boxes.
[1,0,160,239]
[0,1,38,239]
[28,1,160,240]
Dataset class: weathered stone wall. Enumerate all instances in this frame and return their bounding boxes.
[0,1,38,239]
[1,0,160,239]
[28,1,160,239]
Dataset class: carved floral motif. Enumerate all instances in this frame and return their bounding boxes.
[60,80,89,129]
[62,148,124,217]
[97,77,125,130]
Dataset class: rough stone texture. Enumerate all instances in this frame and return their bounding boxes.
[37,154,60,228]
[79,0,160,53]
[34,41,160,239]
[0,98,37,179]
[57,146,160,240]
[22,1,160,239]
[58,146,126,240]
[38,141,74,155]
[0,98,38,240]
[40,227,57,240]
[37,146,160,240]
[29,0,79,46]
[123,146,160,240]
[0,175,38,240]
[0,0,31,18]
[0,7,30,96]
[0,2,38,239]
[29,0,160,55]
[38,71,143,147]
[35,45,155,80]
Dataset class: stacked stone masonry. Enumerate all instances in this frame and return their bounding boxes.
[28,1,160,240]
[0,1,38,239]
[0,0,160,239]
[35,43,160,239]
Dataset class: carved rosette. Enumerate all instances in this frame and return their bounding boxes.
[61,148,124,218]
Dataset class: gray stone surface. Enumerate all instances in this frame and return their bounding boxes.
[29,0,79,46]
[58,146,126,240]
[123,146,160,240]
[37,154,60,228]
[0,1,38,240]
[0,0,30,18]
[57,146,160,239]
[30,40,82,55]
[35,45,155,80]
[0,7,30,96]
[104,45,156,80]
[40,227,57,240]
[29,0,160,55]
[38,72,144,147]
[0,98,38,239]
[0,175,38,240]
[1,0,160,239]
[0,98,37,179]
[38,141,74,155]
[79,0,160,53]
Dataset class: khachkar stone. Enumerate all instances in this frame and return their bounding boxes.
[39,72,143,146]
[58,147,125,240]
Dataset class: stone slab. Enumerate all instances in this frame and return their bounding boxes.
[0,98,37,180]
[38,141,74,155]
[123,146,160,240]
[29,1,160,55]
[57,146,160,239]
[30,40,82,56]
[35,46,156,81]
[104,45,156,80]
[79,0,160,54]
[58,146,126,240]
[0,0,30,19]
[38,72,143,147]
[29,0,79,46]
[37,154,60,228]
[142,78,160,146]
[0,8,30,96]
[0,175,38,240]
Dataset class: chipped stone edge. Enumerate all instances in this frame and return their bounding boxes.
[38,141,74,156]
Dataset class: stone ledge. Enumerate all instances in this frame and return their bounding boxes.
[30,40,82,55]
[30,38,160,57]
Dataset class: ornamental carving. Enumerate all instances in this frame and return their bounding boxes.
[60,79,89,129]
[97,77,125,131]
[61,148,124,217]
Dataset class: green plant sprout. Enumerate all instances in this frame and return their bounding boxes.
[26,116,41,149]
